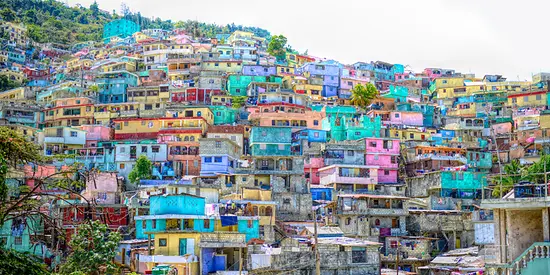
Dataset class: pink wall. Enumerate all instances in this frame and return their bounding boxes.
[24,164,71,190]
[377,169,398,183]
[365,138,400,154]
[304,158,324,185]
[365,154,398,169]
[79,125,113,142]
[389,111,423,126]
[81,172,119,204]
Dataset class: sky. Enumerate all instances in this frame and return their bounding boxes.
[68,0,550,81]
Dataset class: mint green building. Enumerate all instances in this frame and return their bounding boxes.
[0,216,57,260]
[209,106,238,125]
[227,75,283,96]
[322,115,381,141]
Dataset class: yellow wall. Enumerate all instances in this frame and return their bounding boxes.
[0,87,26,100]
[389,129,436,141]
[154,232,200,256]
[508,92,548,107]
[170,107,214,125]
[201,61,242,73]
[276,65,295,75]
[293,84,323,101]
[540,114,550,129]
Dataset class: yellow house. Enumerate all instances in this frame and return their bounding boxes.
[508,90,548,108]
[0,69,25,84]
[447,101,477,117]
[276,65,295,76]
[211,95,233,106]
[540,113,550,129]
[485,81,531,92]
[435,78,485,100]
[102,61,137,73]
[0,87,28,100]
[114,114,211,140]
[132,31,151,43]
[144,232,200,275]
[44,97,95,127]
[94,102,167,125]
[389,128,437,141]
[200,60,242,74]
[227,30,255,45]
[127,85,170,103]
[293,83,323,101]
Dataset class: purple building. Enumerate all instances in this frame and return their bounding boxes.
[242,65,277,76]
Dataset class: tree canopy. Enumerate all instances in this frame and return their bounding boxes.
[267,35,288,61]
[128,155,152,184]
[350,83,379,110]
[59,220,122,275]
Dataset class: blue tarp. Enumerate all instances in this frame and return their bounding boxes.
[220,216,238,227]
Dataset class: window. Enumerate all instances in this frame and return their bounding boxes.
[374,155,379,160]
[347,150,354,156]
[159,238,167,247]
[214,157,222,162]
[355,131,361,136]
[409,133,414,138]
[204,157,212,163]
[215,141,221,148]
[231,136,236,141]
[537,94,542,100]
[314,132,319,138]
[204,219,210,229]
[152,219,156,229]
[384,170,390,175]
[14,236,22,245]
[394,113,400,118]
[313,120,319,126]
[391,156,397,164]
[152,146,160,153]
[142,220,146,229]
[120,163,125,169]
[141,146,148,153]
[70,131,78,137]
[345,217,351,225]
[124,121,129,126]
[524,96,529,102]
[278,144,285,150]
[247,220,253,228]
[369,141,377,147]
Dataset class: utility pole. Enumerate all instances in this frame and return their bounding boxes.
[313,208,321,275]
[395,241,399,275]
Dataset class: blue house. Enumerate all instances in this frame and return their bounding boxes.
[134,194,259,241]
[199,138,241,176]
[96,71,139,103]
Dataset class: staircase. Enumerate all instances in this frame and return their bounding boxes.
[487,242,550,275]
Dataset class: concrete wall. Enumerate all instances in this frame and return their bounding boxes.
[506,210,544,262]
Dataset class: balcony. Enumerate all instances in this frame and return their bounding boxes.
[339,207,407,216]
[120,110,138,117]
[94,112,112,119]
[320,173,377,186]
[199,232,246,248]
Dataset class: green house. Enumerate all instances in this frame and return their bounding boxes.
[227,75,282,96]
[0,215,56,259]
[322,115,381,141]
[209,106,238,125]
[249,127,292,156]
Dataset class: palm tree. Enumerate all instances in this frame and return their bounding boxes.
[491,159,524,197]
[350,83,378,110]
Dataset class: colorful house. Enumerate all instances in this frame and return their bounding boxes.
[103,19,140,44]
[199,138,241,176]
[365,138,400,184]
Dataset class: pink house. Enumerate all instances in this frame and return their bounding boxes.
[79,125,113,147]
[23,164,71,190]
[81,172,121,204]
[389,111,423,126]
[365,138,400,184]
[319,164,378,193]
[304,157,325,185]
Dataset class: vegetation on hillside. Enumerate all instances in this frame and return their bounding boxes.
[0,0,271,45]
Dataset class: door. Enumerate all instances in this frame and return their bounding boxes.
[456,236,461,249]
[130,146,137,159]
[179,238,187,256]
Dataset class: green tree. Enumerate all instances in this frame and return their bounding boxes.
[59,221,122,275]
[128,155,152,184]
[491,159,524,197]
[0,75,20,92]
[90,1,99,18]
[0,8,16,21]
[231,96,247,109]
[0,248,48,275]
[267,35,288,61]
[350,83,379,110]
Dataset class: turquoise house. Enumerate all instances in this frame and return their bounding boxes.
[209,106,238,125]
[103,19,140,44]
[0,216,57,260]
[466,151,492,170]
[96,71,139,103]
[134,194,259,241]
[227,75,282,96]
[322,115,381,141]
[249,126,292,156]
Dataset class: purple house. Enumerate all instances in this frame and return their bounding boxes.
[365,138,400,184]
[242,65,277,76]
[301,63,340,97]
